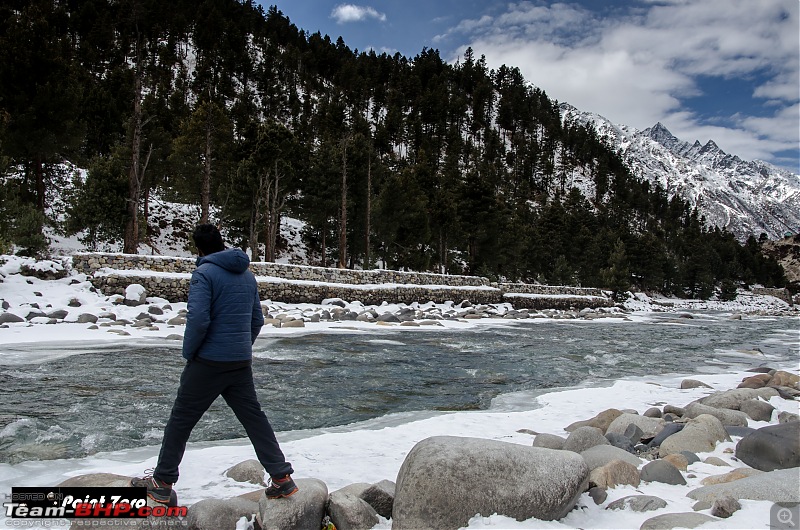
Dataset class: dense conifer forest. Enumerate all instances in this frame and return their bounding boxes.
[0,0,786,298]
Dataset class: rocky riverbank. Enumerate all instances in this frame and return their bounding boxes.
[60,367,800,530]
[0,255,795,348]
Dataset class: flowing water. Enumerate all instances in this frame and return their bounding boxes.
[0,313,797,464]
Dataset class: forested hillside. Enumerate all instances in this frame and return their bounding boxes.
[0,0,786,298]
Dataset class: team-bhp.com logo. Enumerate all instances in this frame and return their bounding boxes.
[4,487,187,519]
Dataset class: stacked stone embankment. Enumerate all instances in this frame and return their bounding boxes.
[71,252,614,309]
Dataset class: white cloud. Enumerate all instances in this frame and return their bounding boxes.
[330,4,387,24]
[444,0,799,170]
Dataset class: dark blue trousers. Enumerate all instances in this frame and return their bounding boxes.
[154,359,293,484]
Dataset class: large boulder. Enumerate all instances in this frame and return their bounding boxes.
[580,445,642,471]
[687,468,800,504]
[735,422,800,471]
[564,408,623,433]
[658,414,730,457]
[606,414,665,440]
[186,498,258,530]
[684,402,749,427]
[257,478,328,530]
[328,488,379,530]
[392,436,588,530]
[563,426,610,453]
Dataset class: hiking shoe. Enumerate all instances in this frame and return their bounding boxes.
[265,474,298,499]
[130,470,173,504]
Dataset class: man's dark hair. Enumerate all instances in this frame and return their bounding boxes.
[192,224,225,256]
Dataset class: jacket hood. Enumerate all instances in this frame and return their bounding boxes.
[197,248,251,273]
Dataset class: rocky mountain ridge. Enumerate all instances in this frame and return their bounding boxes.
[561,104,800,242]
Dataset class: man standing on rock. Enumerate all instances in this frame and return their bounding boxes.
[132,224,297,503]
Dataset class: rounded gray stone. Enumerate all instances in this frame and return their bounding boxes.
[663,405,686,417]
[680,451,700,464]
[257,478,328,530]
[606,495,668,512]
[606,414,665,440]
[588,487,607,505]
[681,379,712,389]
[563,426,611,453]
[658,414,730,457]
[187,497,259,530]
[711,495,741,518]
[392,436,589,530]
[0,312,25,324]
[225,459,266,486]
[605,432,635,453]
[779,411,800,424]
[532,433,566,450]
[580,445,643,471]
[640,460,686,485]
[564,408,623,434]
[698,388,779,410]
[644,407,662,418]
[739,399,775,422]
[47,309,68,319]
[685,402,749,427]
[360,480,395,519]
[328,489,379,530]
[735,421,800,471]
[639,512,718,529]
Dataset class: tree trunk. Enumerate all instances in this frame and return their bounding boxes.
[321,226,327,268]
[338,139,348,269]
[265,159,282,262]
[365,147,371,269]
[438,228,444,274]
[34,154,45,213]
[123,56,145,255]
[248,207,258,261]
[201,109,212,224]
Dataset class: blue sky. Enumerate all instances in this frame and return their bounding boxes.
[267,1,799,173]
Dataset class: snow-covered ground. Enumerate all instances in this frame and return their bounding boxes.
[0,254,798,529]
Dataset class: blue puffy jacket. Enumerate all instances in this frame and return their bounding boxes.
[182,248,265,362]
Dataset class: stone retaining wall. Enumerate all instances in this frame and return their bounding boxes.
[72,252,489,287]
[752,287,794,305]
[72,252,614,309]
[499,282,606,298]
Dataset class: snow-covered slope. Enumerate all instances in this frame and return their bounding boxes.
[561,104,800,242]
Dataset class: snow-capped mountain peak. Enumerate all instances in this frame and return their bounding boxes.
[562,104,800,241]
